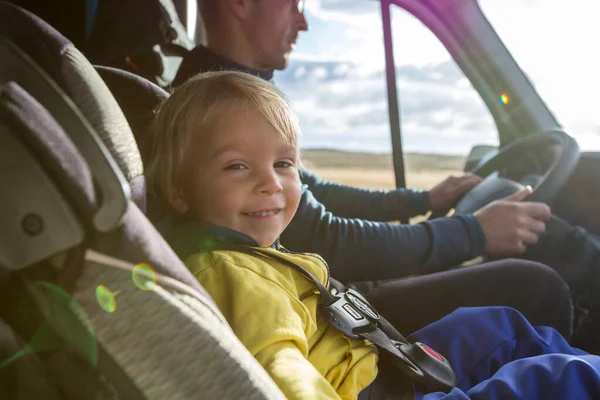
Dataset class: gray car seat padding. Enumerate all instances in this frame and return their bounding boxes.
[93,65,173,223]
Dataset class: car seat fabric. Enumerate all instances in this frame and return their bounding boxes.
[94,66,165,162]
[93,65,173,223]
[94,65,170,218]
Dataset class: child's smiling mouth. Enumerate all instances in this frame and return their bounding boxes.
[243,208,283,218]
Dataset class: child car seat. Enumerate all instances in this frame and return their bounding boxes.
[0,2,285,399]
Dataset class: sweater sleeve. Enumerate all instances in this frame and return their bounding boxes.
[300,167,430,222]
[280,187,486,283]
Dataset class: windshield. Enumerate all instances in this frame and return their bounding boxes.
[479,0,600,151]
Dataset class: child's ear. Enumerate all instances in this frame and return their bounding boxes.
[170,188,189,214]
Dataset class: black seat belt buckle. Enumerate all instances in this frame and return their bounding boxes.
[344,289,381,322]
[320,290,374,340]
[395,341,457,393]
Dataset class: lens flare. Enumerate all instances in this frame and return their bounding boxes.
[132,263,157,290]
[95,285,116,313]
[201,236,217,251]
[499,93,510,105]
[1,282,98,369]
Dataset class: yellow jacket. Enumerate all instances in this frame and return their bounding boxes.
[184,245,379,400]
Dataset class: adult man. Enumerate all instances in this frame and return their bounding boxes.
[170,0,571,336]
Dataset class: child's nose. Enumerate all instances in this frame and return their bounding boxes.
[258,171,283,194]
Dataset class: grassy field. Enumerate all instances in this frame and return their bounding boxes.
[301,149,465,191]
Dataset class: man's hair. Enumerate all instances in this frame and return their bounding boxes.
[145,70,301,203]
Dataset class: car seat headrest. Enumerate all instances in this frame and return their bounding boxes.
[0,1,143,187]
[95,66,168,158]
[95,66,173,223]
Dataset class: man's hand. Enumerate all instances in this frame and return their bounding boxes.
[474,186,551,256]
[429,173,483,214]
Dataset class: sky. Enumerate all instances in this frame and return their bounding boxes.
[274,0,600,155]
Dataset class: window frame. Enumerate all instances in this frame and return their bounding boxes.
[378,0,560,188]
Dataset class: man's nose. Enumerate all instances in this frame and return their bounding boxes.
[296,11,308,32]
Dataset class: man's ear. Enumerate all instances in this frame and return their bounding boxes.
[170,188,189,214]
[227,0,254,19]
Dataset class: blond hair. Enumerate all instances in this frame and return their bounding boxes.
[145,70,301,203]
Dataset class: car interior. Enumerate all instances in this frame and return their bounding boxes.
[1,0,600,398]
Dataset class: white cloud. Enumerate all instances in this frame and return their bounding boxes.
[294,66,307,78]
[313,66,328,79]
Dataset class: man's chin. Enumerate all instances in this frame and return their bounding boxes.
[257,52,290,71]
[272,54,290,71]
[267,61,286,71]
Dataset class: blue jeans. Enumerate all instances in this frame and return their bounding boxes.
[410,307,599,399]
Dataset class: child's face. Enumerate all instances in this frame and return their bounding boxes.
[173,107,302,247]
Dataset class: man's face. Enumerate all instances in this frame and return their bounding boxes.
[175,106,302,247]
[244,0,308,70]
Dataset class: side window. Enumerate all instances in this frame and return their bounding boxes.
[390,6,499,189]
[275,2,499,193]
[275,2,397,191]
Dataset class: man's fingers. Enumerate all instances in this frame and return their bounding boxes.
[461,174,483,185]
[456,178,481,193]
[524,217,547,234]
[462,173,483,182]
[454,175,483,195]
[514,241,527,254]
[520,229,540,245]
[504,185,533,202]
[466,175,484,186]
[463,172,483,179]
[521,202,552,221]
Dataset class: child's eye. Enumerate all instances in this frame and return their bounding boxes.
[225,163,247,170]
[274,161,294,168]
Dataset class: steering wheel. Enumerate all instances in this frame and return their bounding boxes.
[454,129,580,215]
